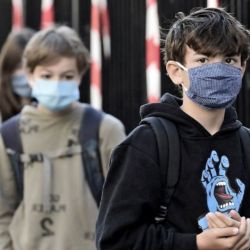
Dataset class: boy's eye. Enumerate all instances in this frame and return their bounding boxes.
[224,58,236,64]
[198,58,208,64]
[41,74,51,79]
[63,75,75,80]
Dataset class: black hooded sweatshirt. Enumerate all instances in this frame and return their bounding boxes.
[96,93,250,250]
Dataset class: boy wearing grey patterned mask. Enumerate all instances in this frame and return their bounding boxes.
[96,7,250,250]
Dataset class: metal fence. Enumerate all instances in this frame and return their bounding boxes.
[0,0,249,132]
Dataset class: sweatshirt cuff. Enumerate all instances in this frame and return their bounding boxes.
[172,233,197,250]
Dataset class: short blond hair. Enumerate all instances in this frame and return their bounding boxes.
[23,25,90,74]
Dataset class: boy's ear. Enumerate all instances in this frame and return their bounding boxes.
[78,72,84,85]
[241,61,247,75]
[166,60,183,86]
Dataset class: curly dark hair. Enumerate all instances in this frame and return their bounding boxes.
[163,7,250,66]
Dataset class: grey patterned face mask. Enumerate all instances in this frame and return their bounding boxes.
[176,62,243,109]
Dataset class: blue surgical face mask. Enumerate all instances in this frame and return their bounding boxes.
[11,74,32,98]
[176,62,243,109]
[32,79,80,112]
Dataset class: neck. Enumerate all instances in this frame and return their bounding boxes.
[181,95,225,135]
[20,97,31,106]
[37,102,77,116]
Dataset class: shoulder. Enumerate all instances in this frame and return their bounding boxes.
[78,103,126,146]
[99,113,126,148]
[238,126,250,140]
[118,124,158,161]
[240,126,250,133]
[101,113,125,132]
[78,103,124,130]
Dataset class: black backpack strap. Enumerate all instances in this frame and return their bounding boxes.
[140,117,180,223]
[239,126,250,176]
[0,114,24,202]
[79,105,105,206]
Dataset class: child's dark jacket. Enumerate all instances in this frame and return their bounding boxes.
[96,93,250,250]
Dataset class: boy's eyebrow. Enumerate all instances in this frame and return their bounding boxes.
[193,52,240,58]
[39,67,54,73]
[224,53,239,57]
[192,52,208,56]
[193,53,205,56]
[61,70,77,74]
[39,68,77,74]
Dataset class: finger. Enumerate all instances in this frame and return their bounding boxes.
[246,218,250,249]
[232,237,247,250]
[206,158,217,177]
[236,179,245,203]
[207,217,219,229]
[210,150,219,163]
[206,215,214,229]
[218,155,229,176]
[236,179,245,192]
[230,222,247,250]
[206,227,240,249]
[206,212,228,228]
[201,170,209,188]
[232,217,247,250]
[229,210,241,222]
[213,227,239,238]
[206,151,219,178]
[242,218,250,249]
[214,211,240,228]
[239,217,247,234]
[246,219,250,244]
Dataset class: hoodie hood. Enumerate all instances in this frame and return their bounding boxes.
[140,93,241,137]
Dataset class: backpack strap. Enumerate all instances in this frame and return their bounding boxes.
[239,126,250,176]
[1,106,105,208]
[0,114,24,202]
[140,117,180,223]
[79,105,105,206]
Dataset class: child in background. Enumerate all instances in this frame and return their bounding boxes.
[0,25,125,250]
[0,28,35,123]
[96,8,250,250]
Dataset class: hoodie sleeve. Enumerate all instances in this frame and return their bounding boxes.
[0,136,16,250]
[96,125,197,250]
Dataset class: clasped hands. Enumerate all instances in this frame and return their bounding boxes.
[196,210,250,250]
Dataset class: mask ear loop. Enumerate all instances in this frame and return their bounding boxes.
[174,62,188,91]
[181,84,188,92]
[174,61,188,72]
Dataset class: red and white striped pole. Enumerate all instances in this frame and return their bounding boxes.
[41,0,55,29]
[207,0,220,7]
[146,0,161,103]
[90,0,102,109]
[12,0,24,30]
[100,0,111,59]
